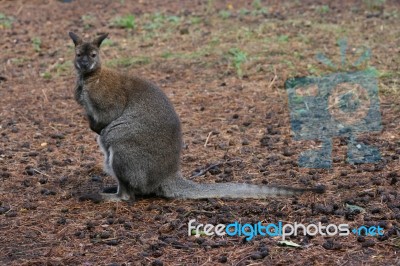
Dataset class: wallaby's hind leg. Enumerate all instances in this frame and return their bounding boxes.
[98,137,134,202]
[97,136,115,177]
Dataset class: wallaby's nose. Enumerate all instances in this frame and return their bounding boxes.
[80,57,90,68]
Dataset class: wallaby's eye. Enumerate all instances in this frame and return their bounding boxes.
[76,52,81,57]
[91,52,97,58]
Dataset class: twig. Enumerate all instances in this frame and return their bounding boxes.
[16,4,24,16]
[190,162,223,178]
[33,168,50,177]
[42,89,49,102]
[234,255,252,266]
[267,67,277,90]
[204,131,212,147]
[190,159,243,178]
[183,210,217,217]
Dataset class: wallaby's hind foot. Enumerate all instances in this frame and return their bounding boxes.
[79,184,134,203]
[101,182,134,202]
[79,191,134,204]
[102,186,118,194]
[99,192,132,202]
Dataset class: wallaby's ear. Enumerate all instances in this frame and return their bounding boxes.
[69,32,82,46]
[92,33,109,48]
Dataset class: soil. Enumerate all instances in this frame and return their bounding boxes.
[0,0,399,265]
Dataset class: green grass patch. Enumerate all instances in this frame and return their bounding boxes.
[219,10,231,19]
[161,51,174,59]
[378,71,396,79]
[112,14,136,29]
[81,14,96,29]
[251,0,268,15]
[190,16,202,25]
[283,59,295,69]
[143,12,164,31]
[307,64,321,75]
[252,0,263,10]
[161,48,210,60]
[0,13,13,28]
[41,72,52,80]
[10,58,29,66]
[32,37,41,52]
[101,39,114,47]
[363,0,386,10]
[106,57,150,68]
[239,8,251,16]
[228,48,247,78]
[142,13,181,32]
[167,15,181,24]
[54,61,73,76]
[209,37,220,46]
[277,35,289,43]
[317,5,330,14]
[40,61,73,80]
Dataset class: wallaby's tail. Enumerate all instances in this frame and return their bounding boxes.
[159,177,324,199]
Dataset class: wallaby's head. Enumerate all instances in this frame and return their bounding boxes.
[69,32,108,74]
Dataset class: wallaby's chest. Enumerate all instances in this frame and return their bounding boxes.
[76,81,99,122]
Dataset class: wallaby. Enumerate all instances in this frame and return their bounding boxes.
[69,32,324,202]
